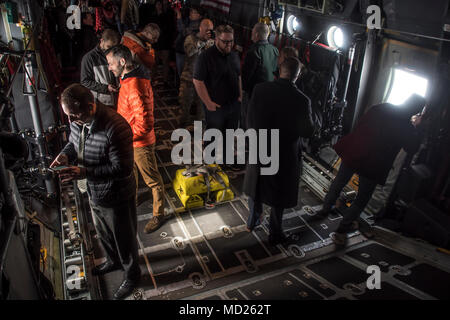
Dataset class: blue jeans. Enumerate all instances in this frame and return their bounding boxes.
[247,197,263,230]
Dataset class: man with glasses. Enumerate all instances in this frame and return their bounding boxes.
[50,84,140,299]
[193,25,242,167]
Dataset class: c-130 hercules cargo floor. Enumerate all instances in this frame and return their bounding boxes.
[84,71,450,301]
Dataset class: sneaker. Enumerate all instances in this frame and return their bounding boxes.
[330,232,347,246]
[144,216,163,233]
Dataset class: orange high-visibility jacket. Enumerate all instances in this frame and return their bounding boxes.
[122,31,155,70]
[117,65,155,148]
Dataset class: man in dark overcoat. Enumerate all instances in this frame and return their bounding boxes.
[243,57,315,245]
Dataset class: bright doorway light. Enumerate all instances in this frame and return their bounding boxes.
[327,26,344,49]
[387,69,428,105]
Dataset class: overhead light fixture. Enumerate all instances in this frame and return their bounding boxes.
[327,26,344,49]
[287,15,301,35]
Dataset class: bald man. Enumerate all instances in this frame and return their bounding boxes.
[241,22,278,129]
[178,18,215,126]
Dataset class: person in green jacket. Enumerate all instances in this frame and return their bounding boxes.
[241,22,279,129]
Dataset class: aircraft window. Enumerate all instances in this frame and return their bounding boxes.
[386,68,428,105]
[327,26,344,49]
[287,15,301,35]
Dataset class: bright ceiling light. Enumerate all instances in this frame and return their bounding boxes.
[287,15,301,35]
[327,26,344,49]
[387,69,428,105]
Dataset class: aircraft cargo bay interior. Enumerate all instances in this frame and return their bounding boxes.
[0,0,449,302]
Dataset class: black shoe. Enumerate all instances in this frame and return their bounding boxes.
[330,232,347,246]
[92,261,120,276]
[356,218,375,239]
[113,278,139,300]
[310,207,332,221]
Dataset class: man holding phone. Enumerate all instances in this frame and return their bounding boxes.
[51,84,140,300]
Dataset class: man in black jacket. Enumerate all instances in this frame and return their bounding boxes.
[315,94,427,245]
[243,57,315,245]
[193,25,242,165]
[50,84,140,300]
[80,29,120,108]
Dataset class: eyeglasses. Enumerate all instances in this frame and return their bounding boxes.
[218,38,234,45]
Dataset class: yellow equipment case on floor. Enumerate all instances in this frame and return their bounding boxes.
[173,164,235,209]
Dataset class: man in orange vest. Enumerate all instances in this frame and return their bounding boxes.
[106,45,166,233]
[121,23,160,71]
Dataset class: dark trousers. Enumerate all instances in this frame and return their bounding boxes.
[240,91,250,130]
[248,197,284,238]
[176,53,185,77]
[324,162,377,230]
[90,197,141,281]
[204,101,241,163]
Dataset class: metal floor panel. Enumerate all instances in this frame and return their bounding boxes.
[346,243,416,273]
[306,257,369,289]
[288,269,336,298]
[206,232,271,270]
[356,282,418,300]
[148,244,206,288]
[189,202,246,234]
[137,217,184,248]
[225,289,247,300]
[237,273,323,300]
[393,263,450,299]
[193,240,223,274]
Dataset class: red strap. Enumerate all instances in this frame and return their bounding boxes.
[305,45,311,64]
[274,33,280,49]
[95,7,103,33]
